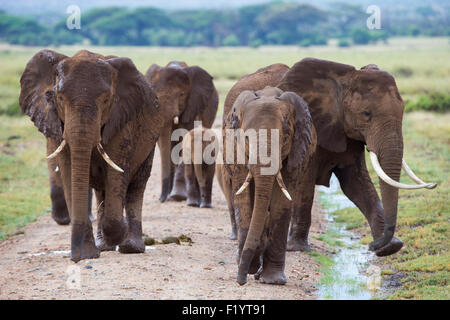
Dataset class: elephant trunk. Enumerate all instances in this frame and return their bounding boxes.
[237,171,275,285]
[367,121,403,252]
[65,113,98,262]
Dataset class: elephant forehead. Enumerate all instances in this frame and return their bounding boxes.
[57,59,113,95]
[156,68,189,87]
[255,86,283,98]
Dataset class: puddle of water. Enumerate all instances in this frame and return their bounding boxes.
[317,174,379,300]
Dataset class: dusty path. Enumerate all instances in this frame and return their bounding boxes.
[0,122,327,300]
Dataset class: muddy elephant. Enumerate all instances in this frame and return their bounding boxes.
[224,58,436,257]
[219,63,290,240]
[223,87,316,285]
[19,49,163,262]
[182,126,217,208]
[145,61,218,203]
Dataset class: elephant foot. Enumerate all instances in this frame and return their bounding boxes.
[374,237,403,257]
[118,237,145,254]
[187,198,200,207]
[255,267,286,285]
[51,209,71,225]
[249,255,262,275]
[286,236,311,252]
[159,178,172,203]
[200,201,212,208]
[168,192,187,202]
[101,217,128,247]
[229,230,237,240]
[95,232,116,251]
[118,219,145,254]
[70,223,100,263]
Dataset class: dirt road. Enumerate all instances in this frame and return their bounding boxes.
[0,123,327,300]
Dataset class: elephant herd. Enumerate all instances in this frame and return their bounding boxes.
[19,49,436,286]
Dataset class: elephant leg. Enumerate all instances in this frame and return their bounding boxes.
[222,170,237,240]
[287,170,315,252]
[87,187,94,222]
[46,142,70,225]
[94,190,116,251]
[158,123,174,202]
[333,155,403,256]
[168,163,187,201]
[256,186,291,285]
[119,150,154,253]
[118,189,146,254]
[49,171,70,225]
[101,174,128,247]
[198,164,215,208]
[185,163,201,207]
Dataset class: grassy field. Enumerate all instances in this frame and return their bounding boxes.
[0,37,448,298]
[0,37,449,115]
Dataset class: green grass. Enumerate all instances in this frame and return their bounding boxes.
[330,112,450,300]
[1,37,449,116]
[0,116,50,240]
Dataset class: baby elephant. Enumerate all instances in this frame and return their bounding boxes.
[222,86,316,285]
[182,126,217,208]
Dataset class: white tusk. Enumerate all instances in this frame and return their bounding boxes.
[55,166,59,173]
[369,152,434,190]
[276,172,292,201]
[97,144,124,173]
[236,171,252,195]
[47,140,66,159]
[402,159,437,189]
[173,116,179,125]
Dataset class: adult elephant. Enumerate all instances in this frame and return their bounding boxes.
[223,58,436,257]
[278,58,436,256]
[145,61,218,203]
[223,87,316,285]
[20,49,163,262]
[221,63,290,240]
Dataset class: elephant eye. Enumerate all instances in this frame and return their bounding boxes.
[362,110,371,117]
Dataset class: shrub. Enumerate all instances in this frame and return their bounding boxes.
[222,34,241,46]
[405,93,450,113]
[338,39,350,47]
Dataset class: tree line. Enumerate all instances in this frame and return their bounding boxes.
[0,2,448,47]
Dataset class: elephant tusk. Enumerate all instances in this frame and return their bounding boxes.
[236,171,252,195]
[276,172,292,201]
[97,143,124,173]
[55,166,59,173]
[173,116,179,125]
[369,152,434,190]
[47,140,66,159]
[402,159,437,189]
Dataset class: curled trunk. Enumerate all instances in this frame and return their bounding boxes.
[367,122,403,252]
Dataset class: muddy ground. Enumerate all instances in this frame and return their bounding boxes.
[0,124,328,300]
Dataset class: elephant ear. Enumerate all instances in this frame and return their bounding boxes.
[278,58,355,153]
[145,63,162,82]
[103,57,159,144]
[181,66,216,124]
[19,49,67,141]
[279,92,313,174]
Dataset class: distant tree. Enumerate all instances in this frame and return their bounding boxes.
[222,34,240,46]
[351,28,371,44]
